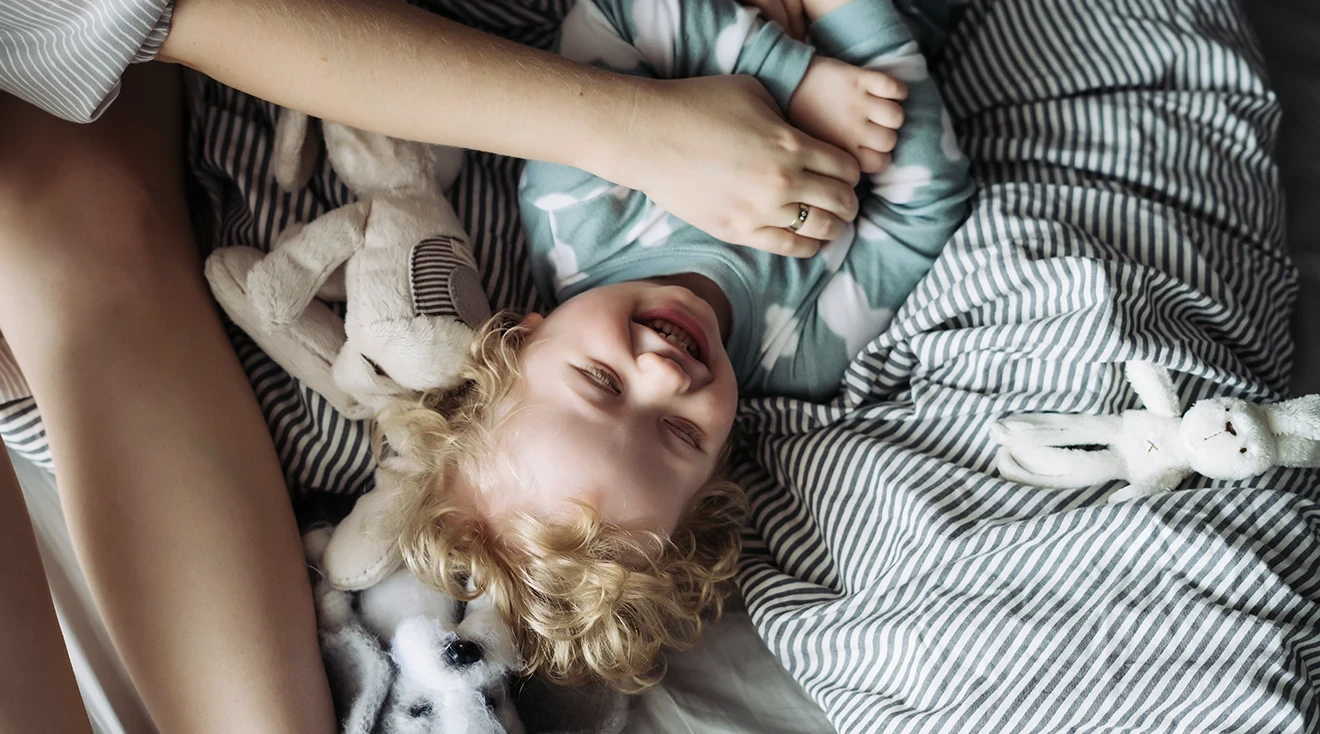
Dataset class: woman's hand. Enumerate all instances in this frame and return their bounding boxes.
[604,75,861,258]
[164,0,857,256]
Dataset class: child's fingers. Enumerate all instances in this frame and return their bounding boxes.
[855,149,892,174]
[866,98,905,129]
[862,123,898,153]
[863,71,907,101]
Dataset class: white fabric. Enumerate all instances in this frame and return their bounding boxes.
[10,450,155,734]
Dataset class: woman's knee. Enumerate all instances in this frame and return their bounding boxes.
[1,162,195,308]
[0,97,196,324]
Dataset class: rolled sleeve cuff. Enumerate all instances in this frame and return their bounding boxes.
[0,0,175,123]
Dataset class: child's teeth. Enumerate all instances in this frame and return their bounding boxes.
[644,318,698,358]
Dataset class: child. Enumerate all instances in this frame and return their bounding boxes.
[385,0,974,691]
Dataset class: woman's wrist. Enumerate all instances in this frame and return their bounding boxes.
[564,75,658,190]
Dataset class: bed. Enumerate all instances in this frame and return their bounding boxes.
[9,0,1320,731]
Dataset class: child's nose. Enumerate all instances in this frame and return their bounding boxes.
[636,351,693,394]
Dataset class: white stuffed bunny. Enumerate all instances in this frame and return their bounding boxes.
[991,361,1320,502]
[205,110,491,419]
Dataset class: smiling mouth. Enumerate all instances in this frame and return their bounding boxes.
[638,318,701,361]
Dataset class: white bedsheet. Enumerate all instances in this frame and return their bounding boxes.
[11,450,153,734]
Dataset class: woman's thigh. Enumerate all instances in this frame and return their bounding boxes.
[0,64,335,734]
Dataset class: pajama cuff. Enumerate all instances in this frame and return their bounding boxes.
[810,0,913,64]
[0,0,175,123]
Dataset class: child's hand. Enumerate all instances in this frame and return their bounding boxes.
[788,57,907,174]
[740,0,808,40]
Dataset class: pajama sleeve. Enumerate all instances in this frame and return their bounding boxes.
[813,0,974,275]
[0,0,174,123]
[567,0,814,110]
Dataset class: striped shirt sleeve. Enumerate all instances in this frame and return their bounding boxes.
[0,0,174,123]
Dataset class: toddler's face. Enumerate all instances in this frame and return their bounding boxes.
[486,281,738,533]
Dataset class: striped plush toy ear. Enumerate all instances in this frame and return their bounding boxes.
[408,235,491,328]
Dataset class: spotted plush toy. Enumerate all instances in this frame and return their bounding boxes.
[314,460,629,734]
[303,519,525,734]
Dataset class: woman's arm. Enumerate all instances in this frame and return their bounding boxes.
[160,0,862,253]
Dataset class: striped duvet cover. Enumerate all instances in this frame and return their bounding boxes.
[4,0,1316,731]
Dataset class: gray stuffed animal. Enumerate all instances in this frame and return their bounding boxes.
[304,523,525,734]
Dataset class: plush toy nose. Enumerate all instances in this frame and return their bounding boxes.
[443,639,483,667]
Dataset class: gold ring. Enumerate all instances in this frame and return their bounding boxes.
[788,204,810,233]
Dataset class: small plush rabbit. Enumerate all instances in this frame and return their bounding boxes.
[990,362,1320,502]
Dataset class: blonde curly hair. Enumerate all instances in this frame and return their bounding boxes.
[378,312,747,692]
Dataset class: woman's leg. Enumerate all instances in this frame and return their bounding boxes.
[0,452,93,734]
[0,64,335,733]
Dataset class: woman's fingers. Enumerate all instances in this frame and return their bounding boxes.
[740,0,806,40]
[623,76,867,253]
[776,202,847,241]
[746,227,822,259]
[793,170,860,222]
[802,135,862,187]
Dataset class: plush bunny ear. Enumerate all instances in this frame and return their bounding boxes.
[1265,395,1320,441]
[1276,436,1320,468]
[1125,361,1181,417]
[272,109,321,192]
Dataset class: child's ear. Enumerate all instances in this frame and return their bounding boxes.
[519,312,545,330]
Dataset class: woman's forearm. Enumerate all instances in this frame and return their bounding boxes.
[162,0,865,255]
[162,0,638,178]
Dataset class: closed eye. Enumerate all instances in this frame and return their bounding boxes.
[579,365,622,395]
[666,417,706,452]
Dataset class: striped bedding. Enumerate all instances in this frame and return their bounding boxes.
[5,0,1318,731]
